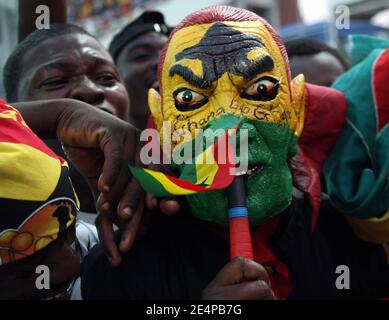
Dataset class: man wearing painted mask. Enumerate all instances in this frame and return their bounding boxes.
[81,6,389,299]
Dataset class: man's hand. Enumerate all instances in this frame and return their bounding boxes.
[16,99,181,266]
[16,98,143,266]
[54,100,144,266]
[202,257,277,300]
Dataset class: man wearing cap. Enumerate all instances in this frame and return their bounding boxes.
[109,11,170,129]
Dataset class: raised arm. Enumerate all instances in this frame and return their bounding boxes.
[14,98,144,266]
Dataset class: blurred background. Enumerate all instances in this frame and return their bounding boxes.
[1,0,388,98]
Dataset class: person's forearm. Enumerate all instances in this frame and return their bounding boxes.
[13,99,74,139]
[18,0,67,42]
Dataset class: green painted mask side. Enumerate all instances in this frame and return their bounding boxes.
[173,117,298,226]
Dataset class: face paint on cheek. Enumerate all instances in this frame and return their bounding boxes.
[196,107,226,128]
[253,107,272,122]
[227,104,252,117]
[176,114,187,121]
[171,107,228,148]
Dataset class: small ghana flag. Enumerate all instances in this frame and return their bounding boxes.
[129,128,237,197]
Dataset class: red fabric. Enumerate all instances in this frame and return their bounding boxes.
[146,116,155,130]
[252,216,292,299]
[0,100,66,164]
[293,84,347,230]
[373,49,389,131]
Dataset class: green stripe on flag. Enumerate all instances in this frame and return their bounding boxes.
[129,166,170,197]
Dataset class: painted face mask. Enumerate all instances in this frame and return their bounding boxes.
[147,6,306,226]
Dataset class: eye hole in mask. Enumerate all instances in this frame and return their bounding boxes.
[174,88,209,111]
[241,76,279,101]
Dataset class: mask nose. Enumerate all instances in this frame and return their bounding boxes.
[213,73,244,118]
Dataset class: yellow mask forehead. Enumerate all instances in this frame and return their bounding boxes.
[153,21,302,148]
[164,21,286,74]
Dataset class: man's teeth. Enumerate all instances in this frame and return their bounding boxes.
[235,165,263,177]
[246,165,259,176]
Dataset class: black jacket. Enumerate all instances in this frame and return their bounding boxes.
[81,191,389,299]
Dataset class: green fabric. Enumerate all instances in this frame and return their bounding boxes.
[324,36,389,219]
[129,166,169,197]
[174,118,298,226]
[350,35,389,66]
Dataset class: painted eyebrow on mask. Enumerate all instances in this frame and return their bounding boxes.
[242,55,275,80]
[170,23,277,86]
[169,64,213,89]
[169,54,274,89]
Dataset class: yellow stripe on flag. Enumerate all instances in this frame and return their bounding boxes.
[195,144,218,186]
[0,142,62,201]
[145,168,198,195]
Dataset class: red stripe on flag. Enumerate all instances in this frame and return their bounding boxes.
[165,174,209,192]
[373,49,389,132]
[0,118,65,164]
[164,129,235,192]
[0,103,26,124]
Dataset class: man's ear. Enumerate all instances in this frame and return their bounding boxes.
[290,74,305,137]
[148,88,163,132]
